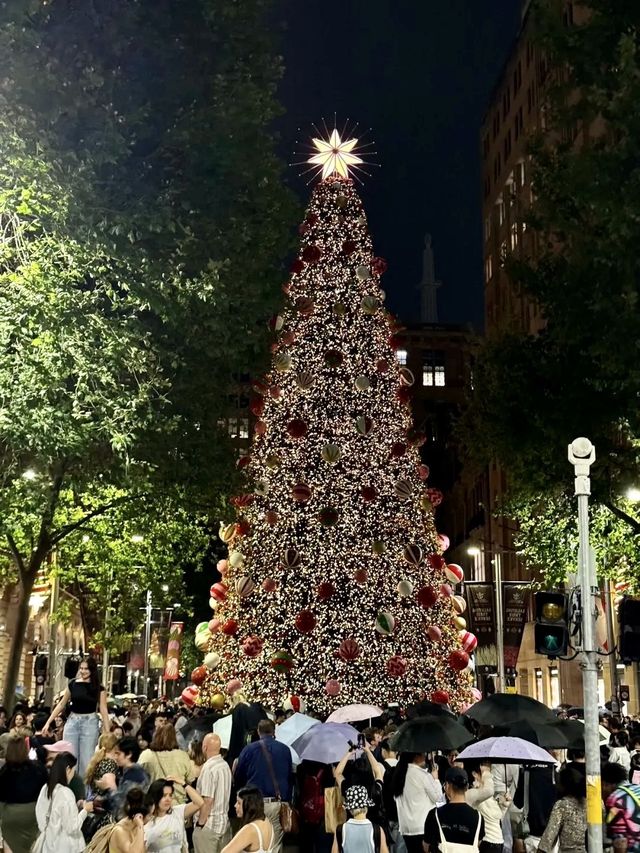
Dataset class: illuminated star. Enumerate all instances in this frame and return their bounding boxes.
[308,128,364,180]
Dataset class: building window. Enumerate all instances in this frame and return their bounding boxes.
[549,666,560,708]
[423,351,446,387]
[502,86,511,120]
[497,196,506,226]
[510,222,519,251]
[484,255,493,284]
[563,1,574,27]
[515,160,526,188]
[514,106,524,140]
[396,349,408,366]
[535,668,543,702]
[227,417,239,438]
[526,40,534,68]
[484,216,491,242]
[503,129,512,161]
[239,417,249,439]
[527,85,535,114]
[513,61,522,93]
[493,153,502,183]
[484,175,491,198]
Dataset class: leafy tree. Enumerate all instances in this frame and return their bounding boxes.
[0,0,297,708]
[462,0,640,583]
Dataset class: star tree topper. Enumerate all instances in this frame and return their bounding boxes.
[308,128,364,180]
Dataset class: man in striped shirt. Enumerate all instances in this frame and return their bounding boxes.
[194,733,232,853]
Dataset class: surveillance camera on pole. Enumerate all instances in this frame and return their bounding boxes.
[568,437,603,852]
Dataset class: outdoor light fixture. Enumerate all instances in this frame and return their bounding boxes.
[22,468,37,481]
[466,546,481,556]
[626,487,640,502]
[131,534,144,543]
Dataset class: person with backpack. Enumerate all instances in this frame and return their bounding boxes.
[85,787,148,853]
[379,739,406,853]
[332,785,389,853]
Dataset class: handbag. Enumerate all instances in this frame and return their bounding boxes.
[259,741,300,834]
[324,785,346,834]
[31,793,54,853]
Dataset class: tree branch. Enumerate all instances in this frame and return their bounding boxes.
[50,493,146,546]
[603,500,640,535]
[6,532,27,579]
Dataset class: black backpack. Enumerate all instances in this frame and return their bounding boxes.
[336,821,381,853]
[381,760,398,822]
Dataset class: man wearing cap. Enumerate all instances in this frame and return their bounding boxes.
[423,768,485,853]
[43,741,86,802]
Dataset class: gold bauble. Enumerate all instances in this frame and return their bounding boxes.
[210,693,226,711]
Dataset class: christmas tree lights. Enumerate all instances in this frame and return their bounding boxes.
[191,137,475,715]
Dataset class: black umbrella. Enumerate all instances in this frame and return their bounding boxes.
[391,715,473,754]
[464,694,557,726]
[494,719,576,749]
[413,699,457,719]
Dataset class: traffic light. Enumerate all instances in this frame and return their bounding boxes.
[619,597,640,662]
[33,654,47,686]
[534,591,569,658]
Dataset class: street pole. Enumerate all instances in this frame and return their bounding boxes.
[494,553,505,693]
[604,576,620,709]
[44,552,60,708]
[569,437,603,852]
[142,590,152,699]
[102,567,113,695]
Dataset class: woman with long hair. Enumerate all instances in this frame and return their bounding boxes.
[392,752,442,853]
[143,777,203,853]
[139,723,192,803]
[0,735,48,852]
[33,752,93,852]
[43,656,110,777]
[82,732,120,840]
[8,711,30,736]
[108,787,148,853]
[188,737,207,783]
[221,785,275,853]
[537,765,587,853]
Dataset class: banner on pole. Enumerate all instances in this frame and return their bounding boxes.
[503,583,530,668]
[163,622,184,681]
[466,582,497,666]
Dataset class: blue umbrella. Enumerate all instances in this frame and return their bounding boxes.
[276,713,320,747]
[292,722,359,764]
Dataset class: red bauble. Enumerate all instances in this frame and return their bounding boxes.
[290,258,305,274]
[427,625,442,642]
[262,578,277,592]
[386,655,408,677]
[417,586,438,609]
[242,635,264,658]
[281,330,296,346]
[317,581,336,601]
[298,222,310,236]
[406,428,426,447]
[269,385,282,399]
[222,619,238,636]
[191,666,208,687]
[236,455,251,470]
[231,493,254,508]
[301,244,322,264]
[249,397,264,417]
[264,510,279,525]
[417,464,430,481]
[390,442,407,458]
[426,488,444,507]
[372,256,388,276]
[210,583,228,603]
[360,485,377,502]
[342,240,357,255]
[292,482,312,503]
[388,333,404,350]
[325,679,341,696]
[439,583,453,599]
[396,386,412,404]
[296,296,314,315]
[338,638,361,661]
[354,568,368,584]
[254,420,267,436]
[427,553,446,570]
[307,213,319,226]
[295,609,317,633]
[287,418,308,439]
[448,650,470,671]
[432,690,450,705]
[376,359,390,373]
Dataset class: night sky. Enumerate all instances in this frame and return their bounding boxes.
[277,2,524,328]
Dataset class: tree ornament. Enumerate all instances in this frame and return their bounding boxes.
[236,455,251,469]
[440,583,453,599]
[210,582,228,603]
[376,358,389,373]
[321,444,341,463]
[375,611,396,635]
[252,378,269,395]
[388,333,404,350]
[274,352,292,372]
[254,421,267,436]
[249,396,265,417]
[318,506,339,527]
[403,543,423,565]
[242,635,264,657]
[271,650,294,673]
[372,256,388,276]
[324,349,344,368]
[355,415,373,435]
[236,519,251,537]
[208,597,219,610]
[265,510,279,526]
[325,679,341,696]
[287,418,308,439]
[266,454,282,470]
[425,488,444,508]
[204,651,221,669]
[235,576,256,597]
[354,568,368,584]
[432,689,450,705]
[226,678,243,695]
[398,367,414,386]
[196,621,210,637]
[219,522,237,543]
[397,580,414,597]
[417,586,438,609]
[306,212,319,226]
[262,578,278,592]
[290,258,305,274]
[459,630,478,653]
[356,215,366,225]
[195,631,211,651]
[448,650,470,671]
[354,375,370,391]
[281,548,301,569]
[452,595,467,614]
[342,240,357,254]
[386,655,408,677]
[390,441,407,458]
[181,685,199,708]
[427,553,446,570]
[396,386,412,404]
[295,609,317,633]
[295,372,315,391]
[210,693,226,711]
[437,533,451,552]
[336,194,348,208]
[231,493,254,508]
[454,616,467,630]
[360,485,377,502]
[356,265,370,281]
[296,295,315,315]
[338,638,361,661]
[333,301,347,316]
[208,618,221,633]
[191,665,208,686]
[361,295,379,315]
[406,427,426,447]
[292,482,312,503]
[222,619,238,636]
[372,539,386,555]
[427,625,442,642]
[269,385,282,399]
[445,564,465,585]
[394,479,413,500]
[317,581,336,601]
[301,244,322,263]
[229,550,244,568]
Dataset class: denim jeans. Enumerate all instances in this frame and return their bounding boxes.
[64,712,99,779]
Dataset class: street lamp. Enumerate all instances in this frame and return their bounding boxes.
[22,468,37,481]
[466,546,481,557]
[626,487,640,502]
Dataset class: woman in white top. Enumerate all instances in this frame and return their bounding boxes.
[34,753,92,853]
[392,752,442,853]
[143,776,203,853]
[465,763,508,853]
[221,785,275,853]
[609,732,632,773]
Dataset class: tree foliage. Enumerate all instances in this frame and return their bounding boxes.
[0,0,298,706]
[462,0,640,584]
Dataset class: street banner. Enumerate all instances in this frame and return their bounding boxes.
[163,622,184,681]
[466,582,497,666]
[503,582,530,668]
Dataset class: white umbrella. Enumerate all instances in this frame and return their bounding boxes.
[457,736,555,765]
[213,714,233,750]
[276,712,319,747]
[326,703,384,724]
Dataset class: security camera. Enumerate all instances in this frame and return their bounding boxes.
[568,437,595,466]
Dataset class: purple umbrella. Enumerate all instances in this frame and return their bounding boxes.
[457,736,556,766]
[292,722,360,764]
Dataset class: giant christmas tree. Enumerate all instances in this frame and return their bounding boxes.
[191,130,476,715]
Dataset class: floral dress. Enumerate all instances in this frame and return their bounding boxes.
[87,757,118,834]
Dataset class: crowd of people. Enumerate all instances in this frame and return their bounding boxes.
[1,657,640,852]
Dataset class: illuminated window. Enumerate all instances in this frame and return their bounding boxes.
[239,418,249,439]
[227,417,238,438]
[484,255,493,284]
[396,349,408,366]
[535,668,543,702]
[510,222,519,250]
[423,351,446,387]
[549,666,560,708]
[497,197,506,227]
